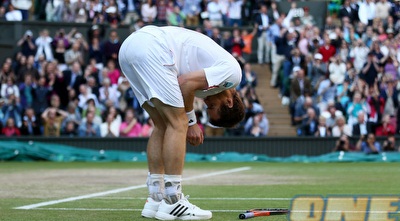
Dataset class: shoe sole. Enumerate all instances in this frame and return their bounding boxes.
[142,208,157,218]
[155,211,212,220]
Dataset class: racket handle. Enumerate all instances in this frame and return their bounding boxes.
[239,212,255,219]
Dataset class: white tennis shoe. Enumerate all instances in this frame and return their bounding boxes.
[141,197,161,218]
[155,194,212,220]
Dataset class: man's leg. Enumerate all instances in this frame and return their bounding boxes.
[257,35,265,64]
[141,102,167,218]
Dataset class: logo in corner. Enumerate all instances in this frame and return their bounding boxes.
[289,195,400,221]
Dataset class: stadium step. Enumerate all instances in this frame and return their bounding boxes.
[251,64,296,137]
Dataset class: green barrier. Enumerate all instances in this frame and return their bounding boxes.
[1,141,399,162]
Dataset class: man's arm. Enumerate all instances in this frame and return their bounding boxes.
[178,70,208,112]
[178,70,208,146]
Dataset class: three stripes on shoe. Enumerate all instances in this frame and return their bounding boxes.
[170,204,190,217]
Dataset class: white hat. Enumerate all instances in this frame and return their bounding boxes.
[292,66,301,73]
[25,30,33,37]
[314,53,323,60]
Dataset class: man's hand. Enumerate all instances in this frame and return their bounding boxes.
[186,124,204,146]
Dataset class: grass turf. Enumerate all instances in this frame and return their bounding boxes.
[0,162,399,221]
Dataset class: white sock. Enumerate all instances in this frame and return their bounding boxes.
[164,175,182,204]
[146,173,164,202]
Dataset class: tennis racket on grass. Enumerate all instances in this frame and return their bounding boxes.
[239,208,290,219]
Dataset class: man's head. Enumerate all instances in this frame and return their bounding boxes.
[204,89,245,128]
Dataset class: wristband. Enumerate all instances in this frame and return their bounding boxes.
[186,110,197,126]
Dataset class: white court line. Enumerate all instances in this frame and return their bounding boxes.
[15,166,251,210]
[95,197,293,200]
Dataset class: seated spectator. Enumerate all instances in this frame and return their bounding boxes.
[5,3,22,21]
[298,107,319,136]
[244,110,269,137]
[315,115,331,137]
[375,114,396,136]
[61,120,78,137]
[1,76,20,102]
[1,118,21,137]
[237,63,257,92]
[78,84,99,109]
[63,61,87,95]
[141,118,154,137]
[78,111,101,137]
[382,134,399,152]
[64,41,84,67]
[332,134,354,152]
[141,0,157,24]
[332,115,352,137]
[119,108,142,137]
[102,31,121,65]
[41,107,68,137]
[99,77,121,107]
[356,133,381,154]
[104,59,121,86]
[328,55,346,86]
[167,5,185,26]
[352,110,375,136]
[100,113,120,137]
[308,53,327,92]
[293,96,319,126]
[63,102,81,128]
[20,107,41,136]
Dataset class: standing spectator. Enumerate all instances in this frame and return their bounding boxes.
[339,0,358,24]
[1,76,20,102]
[356,133,381,154]
[289,68,312,123]
[1,118,21,137]
[18,74,34,109]
[78,111,101,137]
[317,77,336,113]
[227,0,242,27]
[1,93,22,128]
[77,84,99,109]
[309,53,327,92]
[241,27,256,63]
[17,30,36,57]
[328,55,346,86]
[156,0,167,25]
[358,0,376,26]
[207,0,223,27]
[225,28,244,56]
[20,107,41,136]
[360,52,380,87]
[182,0,201,26]
[34,29,53,62]
[41,107,68,137]
[122,0,140,25]
[375,0,391,21]
[254,4,271,65]
[167,5,186,26]
[32,76,51,116]
[349,39,370,73]
[53,39,68,71]
[318,37,336,63]
[119,107,142,137]
[141,0,157,24]
[102,31,122,65]
[5,3,22,21]
[88,38,104,70]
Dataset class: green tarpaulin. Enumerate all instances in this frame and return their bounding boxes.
[1,141,399,162]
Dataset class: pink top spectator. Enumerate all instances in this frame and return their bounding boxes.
[108,69,121,85]
[119,122,142,137]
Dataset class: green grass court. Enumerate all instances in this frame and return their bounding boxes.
[1,162,399,221]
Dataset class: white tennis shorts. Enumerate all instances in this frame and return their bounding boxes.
[118,27,184,108]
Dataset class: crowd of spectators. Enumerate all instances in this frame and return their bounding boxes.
[254,0,400,152]
[0,0,271,138]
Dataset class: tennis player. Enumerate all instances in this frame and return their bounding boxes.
[119,25,245,220]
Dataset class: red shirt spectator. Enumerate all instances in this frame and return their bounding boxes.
[375,115,396,136]
[319,38,336,63]
[2,118,21,137]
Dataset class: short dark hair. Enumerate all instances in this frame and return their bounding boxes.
[209,92,245,128]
